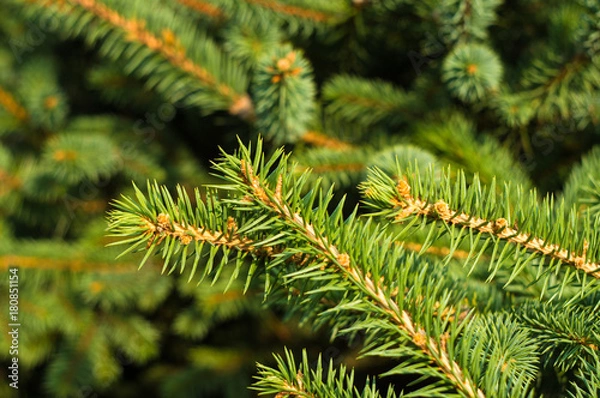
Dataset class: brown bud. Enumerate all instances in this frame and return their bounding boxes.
[179,235,192,245]
[493,217,508,231]
[433,201,449,216]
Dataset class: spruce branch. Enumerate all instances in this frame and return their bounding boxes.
[16,57,68,129]
[107,139,558,397]
[223,22,284,68]
[178,0,355,40]
[537,54,588,94]
[253,348,396,398]
[229,151,485,398]
[411,112,532,189]
[43,132,120,184]
[516,303,600,373]
[292,146,370,187]
[108,141,490,397]
[46,324,99,396]
[518,50,595,122]
[176,0,350,35]
[323,75,419,126]
[8,0,600,394]
[17,0,254,118]
[569,352,600,397]
[562,146,600,221]
[253,45,317,143]
[442,43,503,104]
[0,163,21,197]
[292,144,438,189]
[414,0,502,48]
[140,211,276,259]
[361,167,600,292]
[301,161,365,175]
[395,180,598,277]
[69,0,249,114]
[403,242,473,261]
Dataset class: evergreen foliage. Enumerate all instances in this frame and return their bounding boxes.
[107,138,600,396]
[1,0,600,397]
[253,44,317,143]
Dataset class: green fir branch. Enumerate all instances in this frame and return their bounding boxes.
[516,302,600,374]
[411,112,531,188]
[252,45,317,143]
[413,0,503,49]
[293,144,438,189]
[108,138,567,397]
[360,165,600,296]
[12,0,254,118]
[253,348,397,398]
[323,75,419,126]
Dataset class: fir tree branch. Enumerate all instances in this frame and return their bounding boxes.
[254,349,395,398]
[369,177,600,279]
[253,45,317,143]
[140,211,275,257]
[291,146,371,188]
[109,156,484,396]
[176,0,349,35]
[128,202,482,395]
[236,159,486,398]
[323,75,418,126]
[62,324,99,391]
[414,0,501,52]
[516,303,600,373]
[519,51,593,121]
[108,140,550,396]
[72,0,251,115]
[22,0,254,118]
[538,54,588,94]
[562,146,600,222]
[65,0,213,87]
[569,352,600,397]
[412,112,531,188]
[277,372,313,398]
[292,144,439,192]
[130,209,472,316]
[0,85,28,122]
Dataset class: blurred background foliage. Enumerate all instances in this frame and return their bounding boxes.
[0,0,599,397]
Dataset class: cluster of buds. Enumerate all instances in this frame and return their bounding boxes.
[267,51,302,84]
